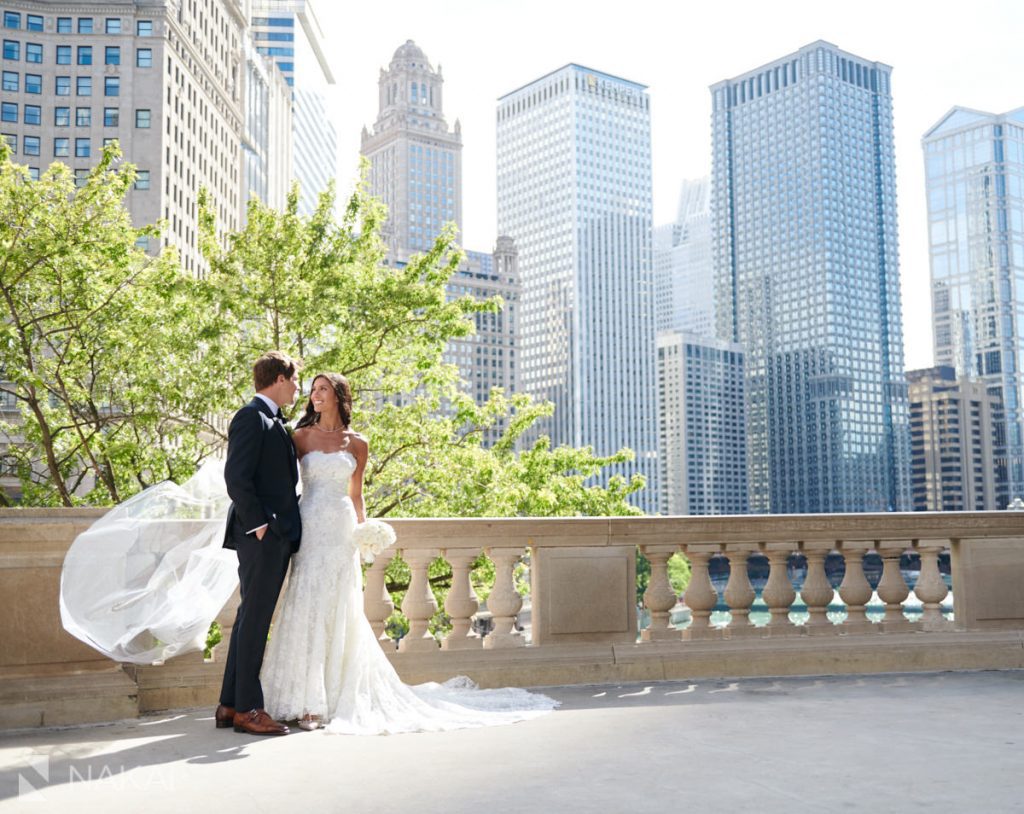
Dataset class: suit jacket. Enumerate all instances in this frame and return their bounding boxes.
[222,397,302,552]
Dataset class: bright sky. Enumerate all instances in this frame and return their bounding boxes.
[318,0,1024,371]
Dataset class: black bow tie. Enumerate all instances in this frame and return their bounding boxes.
[274,409,285,422]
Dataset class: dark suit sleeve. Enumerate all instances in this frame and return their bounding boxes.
[224,406,268,534]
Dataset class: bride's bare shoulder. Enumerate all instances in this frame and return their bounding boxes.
[345,431,369,453]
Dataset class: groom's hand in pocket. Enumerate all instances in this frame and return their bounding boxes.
[254,524,268,541]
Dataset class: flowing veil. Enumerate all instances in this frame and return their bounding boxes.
[59,459,239,664]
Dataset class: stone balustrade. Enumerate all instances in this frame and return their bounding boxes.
[3,509,1024,728]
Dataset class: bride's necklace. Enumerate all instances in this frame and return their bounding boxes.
[316,421,345,433]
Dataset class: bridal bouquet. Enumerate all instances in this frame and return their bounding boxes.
[353,519,396,563]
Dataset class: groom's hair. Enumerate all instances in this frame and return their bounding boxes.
[253,351,301,391]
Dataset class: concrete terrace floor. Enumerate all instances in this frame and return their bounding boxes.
[0,671,1022,814]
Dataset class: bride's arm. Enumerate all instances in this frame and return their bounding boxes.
[348,435,368,523]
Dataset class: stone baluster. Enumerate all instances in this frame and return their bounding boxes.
[877,543,912,630]
[483,547,525,648]
[641,545,681,642]
[837,542,874,631]
[398,549,440,652]
[681,545,719,640]
[442,548,483,650]
[363,549,397,649]
[722,544,757,636]
[800,545,836,634]
[914,541,951,631]
[761,544,796,633]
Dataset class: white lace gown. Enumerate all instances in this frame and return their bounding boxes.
[260,450,557,734]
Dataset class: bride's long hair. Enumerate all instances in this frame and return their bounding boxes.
[295,373,353,430]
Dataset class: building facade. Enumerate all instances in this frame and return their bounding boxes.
[922,106,1024,507]
[497,64,659,513]
[361,39,462,262]
[242,36,292,212]
[711,40,911,513]
[250,0,335,216]
[907,366,999,511]
[657,331,747,515]
[653,177,714,337]
[0,0,252,273]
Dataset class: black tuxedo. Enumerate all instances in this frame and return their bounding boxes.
[219,397,302,713]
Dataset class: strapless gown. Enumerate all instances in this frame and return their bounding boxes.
[260,450,556,734]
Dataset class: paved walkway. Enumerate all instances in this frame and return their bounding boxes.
[1,671,1022,813]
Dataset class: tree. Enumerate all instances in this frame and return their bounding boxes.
[0,143,232,505]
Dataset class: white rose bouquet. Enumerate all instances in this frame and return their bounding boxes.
[352,519,396,563]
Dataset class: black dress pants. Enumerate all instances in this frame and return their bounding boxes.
[218,529,292,712]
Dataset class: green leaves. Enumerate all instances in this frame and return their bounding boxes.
[2,147,648,517]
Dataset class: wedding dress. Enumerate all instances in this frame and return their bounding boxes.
[260,450,557,734]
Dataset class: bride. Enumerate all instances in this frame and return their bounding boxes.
[258,372,554,734]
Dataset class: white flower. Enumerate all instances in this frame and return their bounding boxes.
[352,519,396,563]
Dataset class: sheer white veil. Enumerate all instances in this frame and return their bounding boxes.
[60,459,239,664]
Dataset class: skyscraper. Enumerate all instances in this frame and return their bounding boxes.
[361,40,462,263]
[711,41,911,513]
[497,65,659,513]
[906,366,999,511]
[653,177,713,336]
[657,332,747,515]
[251,0,336,216]
[922,106,1024,506]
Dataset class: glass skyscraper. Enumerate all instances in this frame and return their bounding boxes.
[922,106,1024,506]
[711,40,911,513]
[497,64,659,513]
[251,0,336,216]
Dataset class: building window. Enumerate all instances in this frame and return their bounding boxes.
[76,107,90,126]
[23,104,40,125]
[3,11,19,29]
[74,168,88,187]
[26,15,43,32]
[1,133,15,153]
[136,48,152,68]
[77,76,91,96]
[78,18,93,34]
[57,45,71,65]
[3,40,19,60]
[27,166,39,180]
[105,46,119,65]
[75,138,90,158]
[135,108,150,128]
[102,137,116,147]
[77,46,92,65]
[135,169,150,190]
[105,18,121,34]
[137,20,153,37]
[104,76,119,96]
[55,106,70,126]
[1,102,16,123]
[23,134,39,156]
[57,17,72,34]
[1,71,16,91]
[103,106,118,126]
[25,43,41,63]
[54,137,69,156]
[24,73,40,93]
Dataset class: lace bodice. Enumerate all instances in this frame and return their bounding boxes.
[298,450,358,553]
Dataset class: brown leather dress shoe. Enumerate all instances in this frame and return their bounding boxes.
[233,708,290,736]
[215,704,236,729]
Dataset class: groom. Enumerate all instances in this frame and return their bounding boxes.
[216,351,302,736]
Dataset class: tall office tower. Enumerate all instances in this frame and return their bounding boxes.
[497,65,659,513]
[906,366,999,511]
[711,41,911,513]
[250,0,336,216]
[243,38,293,212]
[361,40,462,262]
[657,332,748,515]
[0,0,248,274]
[922,107,1024,507]
[442,237,520,445]
[653,177,713,336]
